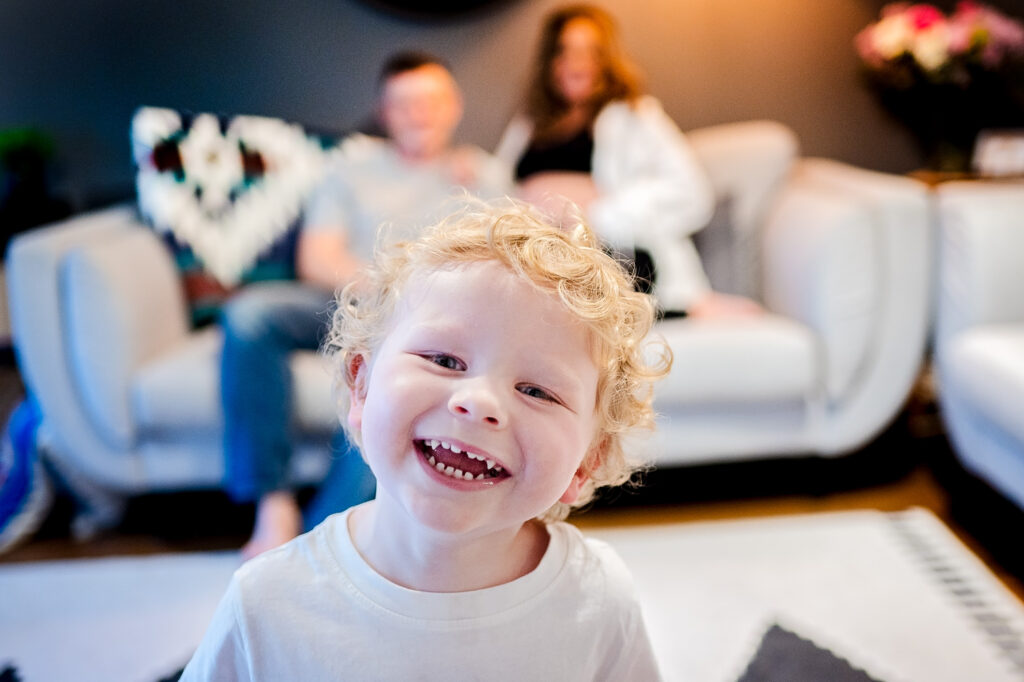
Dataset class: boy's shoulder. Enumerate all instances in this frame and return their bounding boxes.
[548,521,642,607]
[232,512,346,593]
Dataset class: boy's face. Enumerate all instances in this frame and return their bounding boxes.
[348,260,601,537]
[379,64,463,162]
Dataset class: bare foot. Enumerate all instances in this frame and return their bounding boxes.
[241,491,302,561]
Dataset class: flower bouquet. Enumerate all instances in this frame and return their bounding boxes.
[856,2,1024,171]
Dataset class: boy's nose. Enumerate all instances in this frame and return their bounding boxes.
[448,382,506,428]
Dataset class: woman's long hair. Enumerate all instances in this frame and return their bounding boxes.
[524,4,644,143]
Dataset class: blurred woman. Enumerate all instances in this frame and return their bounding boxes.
[497,3,760,316]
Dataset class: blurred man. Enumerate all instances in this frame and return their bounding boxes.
[220,52,512,559]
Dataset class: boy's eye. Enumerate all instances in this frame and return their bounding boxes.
[517,384,560,404]
[422,353,465,371]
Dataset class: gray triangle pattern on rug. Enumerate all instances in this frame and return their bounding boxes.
[737,623,883,682]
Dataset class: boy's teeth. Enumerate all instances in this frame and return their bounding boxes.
[421,439,504,480]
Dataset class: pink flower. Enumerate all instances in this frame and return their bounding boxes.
[858,1,1024,74]
[949,1,1024,67]
[907,4,944,30]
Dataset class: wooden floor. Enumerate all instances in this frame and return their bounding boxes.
[3,366,1023,604]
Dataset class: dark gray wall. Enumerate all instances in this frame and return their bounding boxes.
[3,0,1023,209]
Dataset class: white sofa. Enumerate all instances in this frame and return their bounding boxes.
[650,132,933,465]
[7,210,337,531]
[6,120,933,529]
[934,180,1024,511]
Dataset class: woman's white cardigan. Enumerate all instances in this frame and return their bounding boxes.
[496,96,715,311]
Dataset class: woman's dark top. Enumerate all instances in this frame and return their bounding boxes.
[514,125,687,318]
[514,127,594,181]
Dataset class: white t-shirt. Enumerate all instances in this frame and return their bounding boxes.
[181,507,662,681]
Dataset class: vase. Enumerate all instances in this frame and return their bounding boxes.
[877,83,980,172]
[873,68,1024,172]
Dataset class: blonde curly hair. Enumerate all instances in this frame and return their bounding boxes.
[325,198,670,521]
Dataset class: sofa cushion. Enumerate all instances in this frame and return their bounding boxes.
[937,182,1024,341]
[945,324,1024,445]
[132,107,342,325]
[654,315,816,405]
[131,328,338,435]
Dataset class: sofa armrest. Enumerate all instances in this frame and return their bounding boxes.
[7,205,189,476]
[64,224,190,447]
[935,181,1024,348]
[762,170,880,402]
[762,159,932,450]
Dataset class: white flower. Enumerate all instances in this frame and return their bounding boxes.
[872,15,914,59]
[911,23,952,71]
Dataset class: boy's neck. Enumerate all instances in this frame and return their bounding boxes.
[347,499,550,593]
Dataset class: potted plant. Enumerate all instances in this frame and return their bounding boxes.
[856,2,1024,172]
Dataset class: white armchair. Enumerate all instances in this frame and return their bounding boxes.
[651,125,933,466]
[934,180,1024,510]
[7,208,337,531]
[6,120,934,531]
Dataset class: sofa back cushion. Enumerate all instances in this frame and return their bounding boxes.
[936,181,1024,346]
[131,107,342,325]
[687,120,799,300]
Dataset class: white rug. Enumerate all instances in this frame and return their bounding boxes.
[0,551,240,681]
[0,508,1022,681]
[587,508,1024,682]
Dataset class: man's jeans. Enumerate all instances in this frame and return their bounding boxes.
[219,281,374,529]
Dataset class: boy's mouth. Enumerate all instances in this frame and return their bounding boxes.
[414,439,509,482]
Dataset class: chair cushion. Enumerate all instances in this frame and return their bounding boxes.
[654,315,816,405]
[131,328,338,435]
[945,324,1024,445]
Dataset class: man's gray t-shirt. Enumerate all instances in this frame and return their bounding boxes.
[303,134,513,261]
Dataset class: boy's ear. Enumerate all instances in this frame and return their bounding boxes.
[559,467,590,505]
[559,435,606,505]
[347,354,370,433]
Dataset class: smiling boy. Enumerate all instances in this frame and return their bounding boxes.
[182,200,670,680]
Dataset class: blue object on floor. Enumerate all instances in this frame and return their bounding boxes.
[0,395,52,553]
